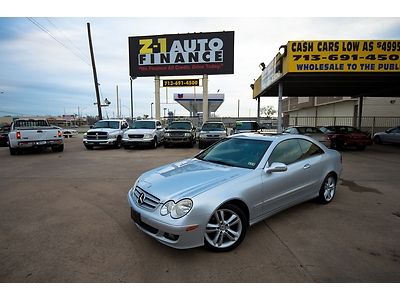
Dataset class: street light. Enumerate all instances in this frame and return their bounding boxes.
[151,102,154,119]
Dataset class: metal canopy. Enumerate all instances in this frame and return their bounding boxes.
[258,72,400,97]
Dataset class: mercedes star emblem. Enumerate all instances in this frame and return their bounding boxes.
[138,192,145,204]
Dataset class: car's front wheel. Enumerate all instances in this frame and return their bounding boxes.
[318,173,337,204]
[204,204,247,252]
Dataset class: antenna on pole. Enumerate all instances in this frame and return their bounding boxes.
[87,23,102,120]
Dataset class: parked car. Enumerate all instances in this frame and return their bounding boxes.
[122,119,165,149]
[54,126,78,138]
[164,121,196,148]
[321,126,372,150]
[373,126,400,145]
[283,126,331,148]
[128,133,342,251]
[0,124,11,146]
[8,118,64,155]
[233,120,260,134]
[198,122,227,149]
[83,119,129,150]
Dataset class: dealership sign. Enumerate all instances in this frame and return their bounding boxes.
[287,40,400,73]
[128,31,234,77]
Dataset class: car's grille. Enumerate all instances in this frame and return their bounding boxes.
[86,132,108,140]
[128,134,144,138]
[169,132,185,137]
[134,186,161,210]
[206,134,220,138]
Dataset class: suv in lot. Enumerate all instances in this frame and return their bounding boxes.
[122,119,165,149]
[198,121,227,149]
[233,120,261,134]
[164,121,196,147]
[83,119,129,150]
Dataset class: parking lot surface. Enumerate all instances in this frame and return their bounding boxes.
[1,136,400,282]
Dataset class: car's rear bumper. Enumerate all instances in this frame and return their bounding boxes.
[14,139,63,148]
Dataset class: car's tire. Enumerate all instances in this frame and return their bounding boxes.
[204,203,248,252]
[152,137,157,149]
[114,136,122,149]
[9,146,17,155]
[123,145,131,150]
[85,145,94,150]
[318,173,337,204]
[374,136,382,144]
[164,143,170,148]
[52,144,64,152]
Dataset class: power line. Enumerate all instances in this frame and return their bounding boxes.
[45,18,91,63]
[26,17,91,67]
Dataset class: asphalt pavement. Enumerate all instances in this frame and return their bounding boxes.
[0,136,399,282]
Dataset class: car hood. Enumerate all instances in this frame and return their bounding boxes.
[136,158,250,201]
[125,129,155,135]
[87,128,119,134]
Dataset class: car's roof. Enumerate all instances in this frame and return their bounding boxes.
[98,119,124,122]
[231,132,308,142]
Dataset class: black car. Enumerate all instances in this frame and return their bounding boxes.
[0,124,11,146]
[164,121,196,147]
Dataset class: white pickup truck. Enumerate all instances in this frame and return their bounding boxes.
[83,119,129,150]
[8,118,64,155]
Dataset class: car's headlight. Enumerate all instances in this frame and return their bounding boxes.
[160,199,193,219]
[83,133,87,138]
[199,133,207,138]
[109,133,117,138]
[184,133,191,137]
[144,133,153,139]
[165,133,170,137]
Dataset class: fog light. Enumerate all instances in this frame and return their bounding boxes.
[163,232,179,241]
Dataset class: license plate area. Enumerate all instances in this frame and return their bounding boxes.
[36,141,47,145]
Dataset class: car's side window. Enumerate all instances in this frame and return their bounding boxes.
[298,139,324,159]
[268,139,303,165]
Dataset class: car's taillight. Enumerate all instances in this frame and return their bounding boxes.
[58,130,62,138]
[16,131,21,139]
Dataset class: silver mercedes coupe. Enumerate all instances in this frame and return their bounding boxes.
[128,133,342,251]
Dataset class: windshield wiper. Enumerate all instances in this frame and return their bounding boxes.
[204,159,236,167]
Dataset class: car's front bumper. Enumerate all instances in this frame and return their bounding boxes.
[83,137,117,146]
[128,190,204,249]
[164,137,192,144]
[122,138,153,146]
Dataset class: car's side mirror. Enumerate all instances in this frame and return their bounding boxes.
[156,126,162,130]
[265,162,288,174]
[385,129,390,133]
[90,125,93,129]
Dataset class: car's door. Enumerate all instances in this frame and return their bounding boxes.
[156,121,164,141]
[256,138,322,217]
[387,127,400,143]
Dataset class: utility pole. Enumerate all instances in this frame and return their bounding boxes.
[116,85,119,118]
[87,23,102,120]
[130,77,134,119]
[237,99,240,118]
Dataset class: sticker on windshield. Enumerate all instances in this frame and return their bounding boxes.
[248,162,256,167]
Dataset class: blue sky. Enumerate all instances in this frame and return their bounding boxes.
[1,17,400,118]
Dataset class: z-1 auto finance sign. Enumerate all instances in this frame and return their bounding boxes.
[129,31,234,77]
[287,40,400,73]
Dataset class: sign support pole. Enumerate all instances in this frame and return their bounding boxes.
[155,76,161,120]
[277,82,283,133]
[257,96,261,123]
[203,74,208,123]
[357,96,363,129]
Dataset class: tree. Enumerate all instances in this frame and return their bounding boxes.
[260,105,277,118]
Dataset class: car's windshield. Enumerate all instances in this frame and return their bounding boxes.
[169,122,192,130]
[93,121,120,129]
[202,123,225,131]
[131,121,155,129]
[196,137,271,169]
[236,122,256,130]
